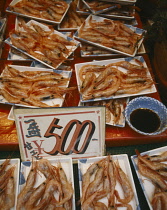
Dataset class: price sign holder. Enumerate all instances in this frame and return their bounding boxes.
[14,106,106,162]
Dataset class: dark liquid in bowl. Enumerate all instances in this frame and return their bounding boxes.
[130,108,161,133]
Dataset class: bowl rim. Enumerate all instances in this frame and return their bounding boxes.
[125,96,167,135]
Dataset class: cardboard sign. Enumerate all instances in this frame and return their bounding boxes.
[14,106,106,161]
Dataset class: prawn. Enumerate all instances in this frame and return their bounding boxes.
[147,151,167,162]
[116,79,153,95]
[50,34,76,46]
[37,158,58,179]
[151,186,162,210]
[56,163,74,206]
[16,161,37,210]
[3,166,16,209]
[152,191,167,210]
[94,201,108,210]
[28,49,54,67]
[91,76,121,99]
[82,191,104,210]
[0,88,20,104]
[79,64,105,82]
[81,160,100,204]
[93,74,116,91]
[0,159,10,176]
[82,73,96,100]
[114,161,134,204]
[33,179,63,210]
[136,150,167,171]
[32,79,68,89]
[80,72,95,93]
[4,85,29,99]
[21,97,55,107]
[107,99,122,125]
[94,66,120,86]
[137,158,167,191]
[85,166,104,200]
[24,180,47,209]
[31,23,54,37]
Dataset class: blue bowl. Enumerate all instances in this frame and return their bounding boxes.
[125,96,167,135]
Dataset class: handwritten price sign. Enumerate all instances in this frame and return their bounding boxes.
[14,107,106,161]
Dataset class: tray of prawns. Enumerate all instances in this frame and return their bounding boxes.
[75,56,157,103]
[101,0,137,5]
[79,98,129,127]
[6,0,71,25]
[0,65,74,108]
[17,157,75,209]
[58,1,88,31]
[131,146,167,210]
[74,14,145,57]
[82,0,124,15]
[4,17,80,69]
[0,158,20,210]
[78,154,139,209]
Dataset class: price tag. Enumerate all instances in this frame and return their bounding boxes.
[14,106,106,161]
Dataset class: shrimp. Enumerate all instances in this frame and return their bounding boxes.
[94,201,108,210]
[152,191,167,210]
[116,79,153,95]
[41,37,69,55]
[32,79,67,89]
[41,10,55,21]
[107,99,122,125]
[0,88,20,104]
[56,163,74,206]
[82,73,96,100]
[136,150,167,171]
[105,106,112,123]
[137,158,167,191]
[80,72,95,93]
[28,49,54,66]
[0,159,10,176]
[91,76,121,99]
[81,161,100,204]
[0,75,25,83]
[108,156,117,196]
[151,186,162,210]
[4,85,29,99]
[6,66,20,77]
[82,191,104,210]
[4,166,16,209]
[25,181,48,209]
[50,33,75,46]
[37,158,57,179]
[26,73,65,83]
[47,8,62,21]
[21,97,53,107]
[103,157,111,194]
[79,64,106,82]
[85,166,104,200]
[33,179,63,210]
[147,151,167,162]
[94,67,120,86]
[114,161,134,204]
[31,23,54,37]
[93,74,116,91]
[16,161,37,210]
[31,86,75,99]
